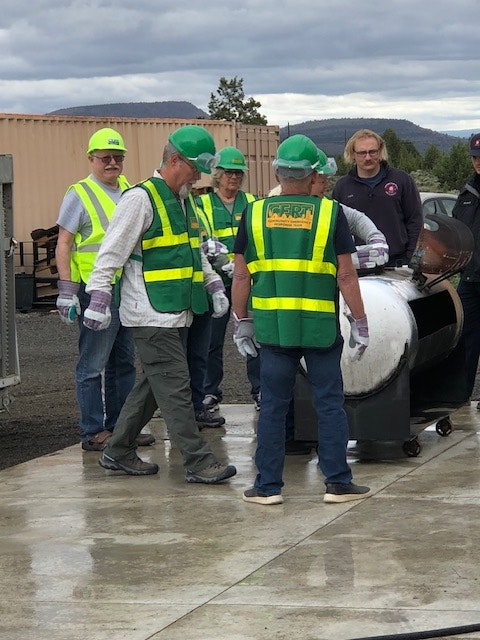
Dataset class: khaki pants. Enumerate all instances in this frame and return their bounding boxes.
[104,326,216,472]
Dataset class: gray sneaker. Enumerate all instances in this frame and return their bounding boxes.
[99,453,159,476]
[324,482,371,503]
[185,462,237,484]
[203,394,220,412]
[195,409,226,429]
[243,487,283,505]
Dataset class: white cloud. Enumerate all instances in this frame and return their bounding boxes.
[1,0,480,133]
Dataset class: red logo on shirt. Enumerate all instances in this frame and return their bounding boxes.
[384,182,398,196]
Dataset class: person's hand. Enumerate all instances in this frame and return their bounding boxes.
[56,280,81,324]
[83,290,112,330]
[232,312,259,357]
[352,234,389,269]
[221,260,234,279]
[201,236,229,259]
[346,314,369,361]
[211,291,229,318]
[367,234,389,266]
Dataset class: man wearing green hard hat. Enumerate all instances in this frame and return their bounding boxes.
[85,124,237,484]
[55,127,154,453]
[232,133,371,505]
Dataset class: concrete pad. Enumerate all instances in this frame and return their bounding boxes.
[1,404,480,639]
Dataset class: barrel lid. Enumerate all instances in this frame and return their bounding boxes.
[409,214,474,289]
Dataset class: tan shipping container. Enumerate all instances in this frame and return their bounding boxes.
[0,113,279,246]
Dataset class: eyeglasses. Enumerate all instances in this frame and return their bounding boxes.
[353,149,380,158]
[180,157,198,172]
[91,154,125,164]
[223,169,244,177]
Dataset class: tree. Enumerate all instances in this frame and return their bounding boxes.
[434,141,470,191]
[208,76,268,125]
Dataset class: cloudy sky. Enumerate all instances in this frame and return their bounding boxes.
[1,0,479,134]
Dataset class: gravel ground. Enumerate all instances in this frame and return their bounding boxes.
[0,310,251,470]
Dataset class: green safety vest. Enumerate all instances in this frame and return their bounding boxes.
[196,190,256,284]
[137,178,208,315]
[244,196,339,348]
[69,175,130,283]
[196,190,256,252]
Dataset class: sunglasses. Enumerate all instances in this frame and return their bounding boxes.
[91,154,125,164]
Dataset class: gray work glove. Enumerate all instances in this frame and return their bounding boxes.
[201,236,229,260]
[56,280,81,324]
[346,314,369,361]
[352,234,389,269]
[233,312,259,357]
[83,290,112,331]
[211,291,230,318]
[221,260,234,279]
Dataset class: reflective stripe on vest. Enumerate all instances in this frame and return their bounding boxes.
[138,178,207,314]
[244,196,338,348]
[69,175,130,283]
[197,191,256,255]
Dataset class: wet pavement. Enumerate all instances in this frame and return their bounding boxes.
[1,403,480,640]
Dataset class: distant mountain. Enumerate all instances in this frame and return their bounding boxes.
[440,129,476,139]
[45,104,468,155]
[47,101,209,119]
[280,118,466,155]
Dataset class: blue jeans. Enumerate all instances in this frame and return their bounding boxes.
[186,312,212,411]
[204,288,261,400]
[76,285,136,440]
[457,280,480,397]
[254,340,352,495]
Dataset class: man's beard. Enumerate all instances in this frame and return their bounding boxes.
[179,184,192,200]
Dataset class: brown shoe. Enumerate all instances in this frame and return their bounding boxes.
[135,433,156,446]
[81,430,112,451]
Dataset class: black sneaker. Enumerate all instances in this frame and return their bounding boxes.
[252,393,261,411]
[99,453,159,476]
[324,482,371,503]
[243,488,283,505]
[185,462,237,484]
[195,409,226,429]
[203,394,220,412]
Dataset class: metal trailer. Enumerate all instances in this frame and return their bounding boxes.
[0,155,20,412]
[293,214,474,458]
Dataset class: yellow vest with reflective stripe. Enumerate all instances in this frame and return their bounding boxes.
[138,178,208,314]
[244,196,339,348]
[69,175,130,283]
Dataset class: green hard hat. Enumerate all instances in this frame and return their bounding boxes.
[169,125,218,174]
[87,128,127,154]
[273,135,320,176]
[217,146,248,171]
[316,150,337,176]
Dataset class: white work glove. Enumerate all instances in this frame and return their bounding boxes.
[56,280,81,324]
[352,234,389,269]
[346,314,369,361]
[221,260,234,279]
[211,291,230,318]
[232,312,259,357]
[83,290,112,331]
[201,235,229,260]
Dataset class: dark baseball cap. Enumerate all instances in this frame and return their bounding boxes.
[469,133,480,157]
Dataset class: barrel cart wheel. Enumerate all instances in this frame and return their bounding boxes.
[403,436,421,457]
[435,417,453,437]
